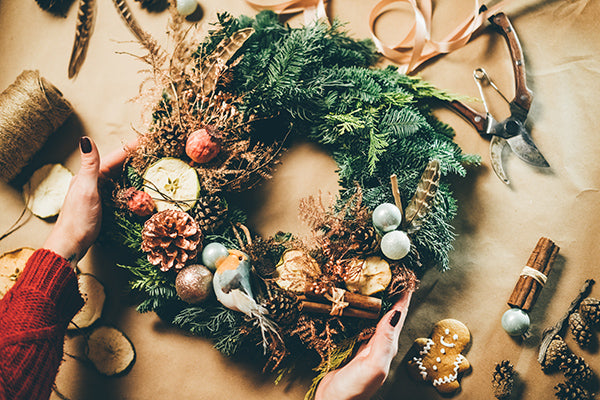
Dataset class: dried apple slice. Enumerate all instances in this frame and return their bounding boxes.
[23,164,73,218]
[142,157,200,212]
[69,273,106,330]
[85,326,136,376]
[0,247,35,298]
[344,256,392,295]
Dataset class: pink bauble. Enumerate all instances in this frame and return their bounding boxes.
[185,128,220,163]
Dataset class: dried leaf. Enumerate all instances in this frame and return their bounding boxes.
[200,28,254,95]
[404,159,440,234]
[69,0,96,78]
[0,248,35,299]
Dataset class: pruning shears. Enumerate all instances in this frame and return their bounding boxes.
[448,12,549,185]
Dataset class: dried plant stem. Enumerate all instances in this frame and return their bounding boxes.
[538,279,594,365]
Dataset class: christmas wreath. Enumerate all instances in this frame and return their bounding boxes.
[102,9,479,396]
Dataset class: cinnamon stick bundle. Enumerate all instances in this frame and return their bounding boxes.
[304,290,382,313]
[300,301,379,319]
[507,237,559,312]
[298,288,382,319]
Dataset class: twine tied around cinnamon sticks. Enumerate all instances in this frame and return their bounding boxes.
[508,237,559,312]
[299,288,382,319]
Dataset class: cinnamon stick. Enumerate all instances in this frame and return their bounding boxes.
[300,301,379,319]
[522,244,559,311]
[508,238,542,305]
[304,289,382,314]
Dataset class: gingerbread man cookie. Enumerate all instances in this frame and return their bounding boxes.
[407,319,471,394]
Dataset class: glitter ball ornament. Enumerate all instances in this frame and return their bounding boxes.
[201,242,229,271]
[501,308,530,336]
[176,0,197,16]
[127,189,155,216]
[175,264,213,304]
[380,230,411,260]
[372,203,403,232]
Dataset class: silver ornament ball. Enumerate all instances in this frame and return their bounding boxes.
[501,308,530,336]
[201,242,229,271]
[176,0,198,16]
[380,230,411,260]
[372,203,403,232]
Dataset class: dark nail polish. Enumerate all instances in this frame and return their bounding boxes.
[390,310,401,327]
[80,137,91,153]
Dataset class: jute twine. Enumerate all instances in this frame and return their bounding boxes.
[0,70,72,182]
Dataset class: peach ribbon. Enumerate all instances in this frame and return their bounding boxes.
[369,0,512,74]
[245,0,327,24]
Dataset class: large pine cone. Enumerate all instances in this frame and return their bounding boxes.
[555,380,593,400]
[263,285,300,327]
[559,353,595,388]
[569,312,593,349]
[580,297,600,325]
[141,210,202,271]
[193,195,227,234]
[492,360,514,400]
[542,336,569,373]
[349,226,379,255]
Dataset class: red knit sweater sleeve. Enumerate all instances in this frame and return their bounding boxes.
[0,249,84,400]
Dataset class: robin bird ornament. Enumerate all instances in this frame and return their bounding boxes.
[211,247,279,349]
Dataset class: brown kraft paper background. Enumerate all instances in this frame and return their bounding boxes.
[0,0,599,398]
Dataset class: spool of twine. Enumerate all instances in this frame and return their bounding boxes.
[0,70,72,182]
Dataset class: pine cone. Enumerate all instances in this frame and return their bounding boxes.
[134,0,169,12]
[246,237,278,277]
[153,124,185,158]
[542,336,569,373]
[349,226,379,255]
[263,285,300,327]
[193,195,227,234]
[559,353,595,388]
[569,312,593,349]
[555,380,593,400]
[492,360,515,400]
[580,297,600,325]
[141,210,202,271]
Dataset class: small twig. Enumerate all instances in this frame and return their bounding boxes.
[537,279,595,364]
[236,223,253,246]
[390,174,404,221]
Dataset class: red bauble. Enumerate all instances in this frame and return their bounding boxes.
[185,128,220,163]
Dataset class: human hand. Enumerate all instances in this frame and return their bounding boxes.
[315,289,414,400]
[43,137,102,264]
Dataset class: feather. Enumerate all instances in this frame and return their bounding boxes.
[200,28,255,95]
[404,159,441,234]
[111,0,163,57]
[68,0,96,78]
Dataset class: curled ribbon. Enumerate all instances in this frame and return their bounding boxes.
[245,0,328,24]
[520,265,547,286]
[324,287,349,316]
[369,0,512,74]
